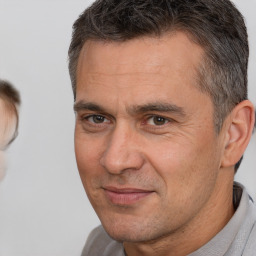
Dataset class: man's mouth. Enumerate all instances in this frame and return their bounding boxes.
[103,186,154,205]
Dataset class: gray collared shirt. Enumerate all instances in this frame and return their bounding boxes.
[82,184,256,256]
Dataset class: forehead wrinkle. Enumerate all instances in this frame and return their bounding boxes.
[78,72,168,98]
[80,38,182,76]
[82,65,168,80]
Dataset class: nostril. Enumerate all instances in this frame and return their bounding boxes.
[99,125,144,174]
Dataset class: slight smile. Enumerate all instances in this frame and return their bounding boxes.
[103,187,154,206]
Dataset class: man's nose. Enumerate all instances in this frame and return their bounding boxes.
[99,124,144,175]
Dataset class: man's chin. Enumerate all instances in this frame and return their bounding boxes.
[101,218,157,243]
[95,197,162,242]
[105,229,145,243]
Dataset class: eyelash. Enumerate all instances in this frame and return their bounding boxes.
[80,114,111,126]
[80,114,171,128]
[145,115,170,126]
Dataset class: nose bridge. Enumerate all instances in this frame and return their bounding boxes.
[100,121,143,174]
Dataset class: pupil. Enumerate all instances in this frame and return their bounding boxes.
[154,116,165,125]
[93,115,104,123]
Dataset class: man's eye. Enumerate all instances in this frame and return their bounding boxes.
[147,116,169,126]
[86,115,109,124]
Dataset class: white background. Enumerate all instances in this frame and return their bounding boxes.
[0,0,255,255]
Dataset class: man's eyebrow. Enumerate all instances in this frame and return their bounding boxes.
[73,101,105,112]
[74,101,186,117]
[128,103,186,116]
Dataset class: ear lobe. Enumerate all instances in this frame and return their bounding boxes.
[221,100,255,168]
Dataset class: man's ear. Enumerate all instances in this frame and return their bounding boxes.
[221,100,255,168]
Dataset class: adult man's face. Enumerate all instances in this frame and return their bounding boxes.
[74,33,228,242]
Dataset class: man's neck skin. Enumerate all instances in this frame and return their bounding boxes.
[124,168,235,256]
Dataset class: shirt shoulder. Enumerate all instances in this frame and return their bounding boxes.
[226,196,256,256]
[241,201,256,255]
[81,225,124,256]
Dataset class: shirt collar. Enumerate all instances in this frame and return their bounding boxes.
[188,182,249,256]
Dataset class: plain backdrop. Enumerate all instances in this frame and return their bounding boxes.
[0,0,255,255]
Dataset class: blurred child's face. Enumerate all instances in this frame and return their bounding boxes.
[0,99,17,180]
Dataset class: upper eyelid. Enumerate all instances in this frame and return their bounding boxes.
[79,112,113,120]
[82,113,108,119]
[79,113,174,123]
[88,115,110,123]
[144,114,172,121]
[81,114,114,126]
[145,116,170,125]
[147,115,169,120]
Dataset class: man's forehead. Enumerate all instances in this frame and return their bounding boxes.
[75,32,210,118]
[77,32,205,76]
